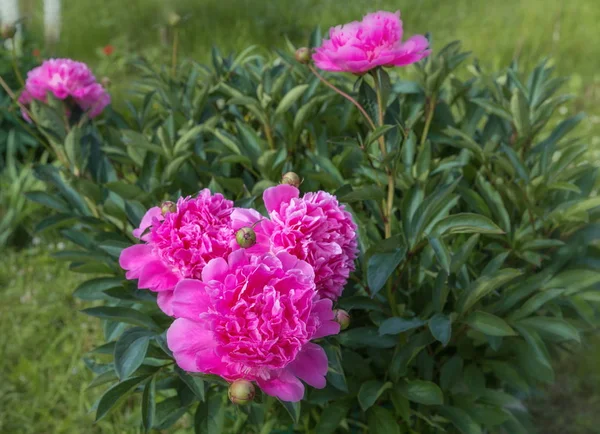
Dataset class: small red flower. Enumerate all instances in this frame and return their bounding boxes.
[32,48,40,57]
[102,45,114,56]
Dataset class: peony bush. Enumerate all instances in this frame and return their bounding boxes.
[10,10,600,434]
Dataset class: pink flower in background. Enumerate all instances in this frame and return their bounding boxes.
[119,190,235,315]
[233,185,358,301]
[18,58,110,120]
[167,250,340,402]
[313,10,430,74]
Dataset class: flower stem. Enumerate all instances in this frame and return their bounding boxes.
[421,94,437,146]
[372,70,394,239]
[11,42,25,88]
[171,28,179,77]
[308,65,376,130]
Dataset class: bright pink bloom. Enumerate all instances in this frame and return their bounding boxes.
[313,11,430,74]
[119,190,235,315]
[166,250,340,402]
[232,185,358,301]
[18,58,110,120]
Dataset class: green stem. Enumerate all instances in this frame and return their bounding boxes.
[171,28,179,77]
[372,70,395,240]
[11,42,24,88]
[421,94,437,146]
[308,65,376,130]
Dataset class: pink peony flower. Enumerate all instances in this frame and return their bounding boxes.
[313,11,430,74]
[166,250,340,402]
[119,190,235,315]
[232,185,358,301]
[18,58,110,121]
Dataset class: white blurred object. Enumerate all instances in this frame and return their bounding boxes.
[0,0,21,49]
[0,0,20,27]
[44,0,61,45]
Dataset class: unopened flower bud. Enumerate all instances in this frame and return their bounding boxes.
[236,227,256,248]
[281,172,301,188]
[168,12,181,27]
[161,201,177,215]
[295,47,311,64]
[101,77,111,88]
[333,309,350,330]
[1,24,17,40]
[228,380,255,405]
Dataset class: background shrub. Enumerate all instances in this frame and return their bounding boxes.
[16,36,599,433]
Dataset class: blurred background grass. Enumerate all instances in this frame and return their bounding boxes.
[2,0,600,432]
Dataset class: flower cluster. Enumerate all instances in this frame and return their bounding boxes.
[313,10,430,74]
[119,184,357,402]
[18,58,110,120]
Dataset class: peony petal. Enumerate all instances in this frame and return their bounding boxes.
[132,206,163,240]
[201,257,229,283]
[263,185,299,214]
[288,343,328,388]
[230,208,265,231]
[167,318,218,372]
[157,290,175,316]
[119,244,154,279]
[257,369,305,402]
[312,298,341,339]
[138,260,180,291]
[171,279,211,319]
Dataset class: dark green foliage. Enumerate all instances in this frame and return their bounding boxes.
[22,41,600,433]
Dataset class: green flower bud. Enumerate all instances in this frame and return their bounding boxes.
[1,24,17,40]
[236,227,256,248]
[334,309,350,330]
[281,172,301,188]
[168,12,182,27]
[295,47,311,64]
[228,380,255,405]
[161,201,177,215]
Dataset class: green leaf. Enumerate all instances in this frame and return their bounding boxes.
[275,84,309,117]
[105,181,146,200]
[428,236,452,273]
[433,213,504,235]
[338,185,386,203]
[438,406,482,434]
[154,397,188,430]
[458,269,523,313]
[82,306,160,331]
[73,277,122,300]
[398,379,444,405]
[114,327,153,380]
[365,124,396,146]
[429,313,452,346]
[367,248,406,295]
[176,366,205,401]
[95,375,149,421]
[390,331,435,380]
[444,126,485,161]
[33,165,90,215]
[278,399,301,424]
[466,311,517,336]
[142,376,156,432]
[25,191,70,212]
[315,402,351,434]
[358,380,392,411]
[510,88,531,136]
[475,174,511,234]
[515,317,580,342]
[368,406,400,434]
[338,327,397,348]
[379,317,425,336]
[508,289,564,320]
[195,391,225,434]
